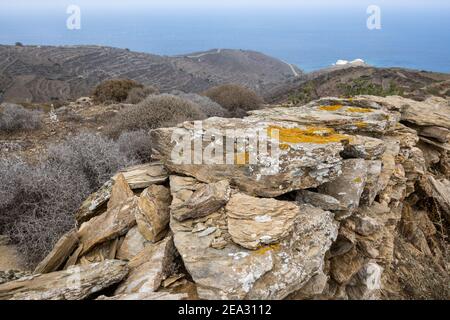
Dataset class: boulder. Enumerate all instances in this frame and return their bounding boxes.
[112,162,168,189]
[115,236,175,295]
[135,185,171,242]
[226,193,298,249]
[171,186,338,300]
[296,190,343,211]
[171,180,231,221]
[318,159,369,219]
[77,197,138,255]
[116,226,146,261]
[107,173,134,210]
[151,118,345,197]
[341,135,386,160]
[0,260,128,300]
[248,97,400,135]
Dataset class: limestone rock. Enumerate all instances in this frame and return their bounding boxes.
[116,226,146,260]
[77,197,138,255]
[318,159,369,219]
[171,180,231,221]
[171,198,338,299]
[115,236,175,295]
[135,185,171,242]
[112,162,168,189]
[296,190,343,211]
[0,260,128,300]
[151,117,345,197]
[249,97,400,135]
[226,193,298,249]
[34,229,79,274]
[342,135,386,160]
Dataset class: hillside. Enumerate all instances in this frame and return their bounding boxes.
[0,45,302,103]
[268,65,450,104]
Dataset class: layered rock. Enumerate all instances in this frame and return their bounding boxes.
[0,260,128,300]
[5,95,448,300]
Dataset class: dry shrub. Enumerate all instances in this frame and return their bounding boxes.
[171,91,230,118]
[92,79,143,104]
[0,103,42,133]
[117,130,153,163]
[0,132,141,266]
[106,94,207,138]
[125,85,160,104]
[202,84,263,117]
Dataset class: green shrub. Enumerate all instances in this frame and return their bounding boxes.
[339,79,404,97]
[106,94,207,138]
[202,84,263,117]
[92,79,143,104]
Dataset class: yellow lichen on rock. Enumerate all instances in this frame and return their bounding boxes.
[267,125,349,144]
[346,107,374,113]
[318,104,343,111]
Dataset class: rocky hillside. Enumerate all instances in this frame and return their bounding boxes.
[268,65,450,104]
[0,45,302,103]
[1,95,448,300]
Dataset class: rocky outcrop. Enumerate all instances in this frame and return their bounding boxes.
[0,260,128,300]
[2,95,448,300]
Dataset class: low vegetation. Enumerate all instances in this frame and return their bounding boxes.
[202,84,263,117]
[171,91,230,118]
[0,103,42,133]
[92,79,143,104]
[106,94,207,138]
[0,131,151,265]
[288,82,317,105]
[338,78,404,97]
[125,85,160,104]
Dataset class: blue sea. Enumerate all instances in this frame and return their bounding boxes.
[1,2,449,73]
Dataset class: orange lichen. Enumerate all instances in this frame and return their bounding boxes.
[280,143,290,150]
[318,104,343,111]
[346,107,374,113]
[267,125,349,144]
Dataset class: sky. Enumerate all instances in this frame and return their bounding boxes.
[2,0,450,12]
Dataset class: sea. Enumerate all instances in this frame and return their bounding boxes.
[1,3,449,73]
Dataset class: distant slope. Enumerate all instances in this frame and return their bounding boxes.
[267,65,450,104]
[0,45,302,103]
